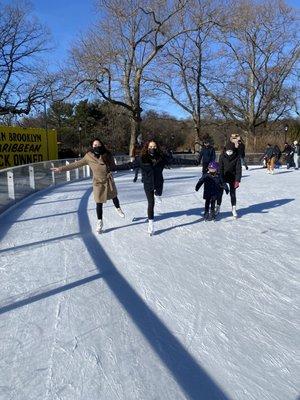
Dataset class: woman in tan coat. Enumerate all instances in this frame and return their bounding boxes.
[51,138,124,233]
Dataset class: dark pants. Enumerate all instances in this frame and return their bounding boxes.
[204,197,216,213]
[218,182,236,206]
[96,197,120,219]
[133,167,140,181]
[241,157,248,169]
[145,190,155,220]
[202,162,209,174]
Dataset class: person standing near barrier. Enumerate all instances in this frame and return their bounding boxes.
[218,142,242,218]
[237,139,248,170]
[262,144,277,174]
[292,140,299,170]
[283,142,294,169]
[132,141,143,182]
[51,138,125,233]
[197,140,216,174]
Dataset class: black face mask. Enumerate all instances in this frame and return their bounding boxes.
[93,146,105,157]
[148,149,157,156]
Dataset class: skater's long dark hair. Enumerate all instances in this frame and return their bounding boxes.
[141,140,163,158]
[88,138,114,168]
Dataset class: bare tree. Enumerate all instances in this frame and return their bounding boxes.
[68,0,199,155]
[200,0,300,148]
[0,1,52,116]
[146,0,222,150]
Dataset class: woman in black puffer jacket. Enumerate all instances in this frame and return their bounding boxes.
[135,140,168,235]
[218,142,242,218]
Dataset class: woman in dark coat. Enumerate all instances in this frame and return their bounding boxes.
[218,142,242,218]
[136,140,168,235]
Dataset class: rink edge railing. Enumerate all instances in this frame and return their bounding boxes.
[0,153,264,215]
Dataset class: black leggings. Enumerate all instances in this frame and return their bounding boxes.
[96,197,120,220]
[218,182,236,206]
[144,186,163,220]
[145,190,155,220]
[205,198,216,213]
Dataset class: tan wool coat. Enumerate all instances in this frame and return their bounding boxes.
[59,152,118,203]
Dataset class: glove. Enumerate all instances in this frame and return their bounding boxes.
[195,183,200,191]
[234,181,240,189]
[225,186,229,194]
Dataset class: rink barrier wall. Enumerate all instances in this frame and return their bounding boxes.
[0,153,264,215]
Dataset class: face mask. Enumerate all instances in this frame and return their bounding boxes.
[226,150,233,156]
[148,148,157,156]
[93,146,105,156]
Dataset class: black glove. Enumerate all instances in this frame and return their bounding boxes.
[195,183,200,191]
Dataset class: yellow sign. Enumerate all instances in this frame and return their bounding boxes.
[0,126,58,169]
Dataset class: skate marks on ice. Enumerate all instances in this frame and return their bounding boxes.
[0,272,105,316]
[78,188,231,400]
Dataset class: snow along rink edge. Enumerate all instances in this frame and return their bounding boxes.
[0,166,299,400]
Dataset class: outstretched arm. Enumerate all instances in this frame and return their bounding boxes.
[51,157,88,173]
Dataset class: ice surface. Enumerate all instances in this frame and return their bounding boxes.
[0,167,299,400]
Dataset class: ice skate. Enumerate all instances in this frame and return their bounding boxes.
[209,211,216,221]
[155,194,162,203]
[148,219,154,236]
[96,219,103,233]
[232,206,238,218]
[203,211,209,221]
[116,207,125,218]
[215,205,220,216]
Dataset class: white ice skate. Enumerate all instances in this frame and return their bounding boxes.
[96,219,103,233]
[232,206,238,218]
[116,207,125,218]
[155,195,162,203]
[148,219,154,236]
[215,205,220,215]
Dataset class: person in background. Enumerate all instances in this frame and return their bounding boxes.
[197,140,216,174]
[293,140,299,170]
[51,138,125,234]
[283,142,294,169]
[262,143,277,174]
[218,142,242,218]
[132,141,143,182]
[237,139,248,170]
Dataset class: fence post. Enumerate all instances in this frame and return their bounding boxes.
[75,166,79,180]
[7,171,15,200]
[65,161,70,181]
[29,166,35,189]
[51,162,55,184]
[86,165,90,177]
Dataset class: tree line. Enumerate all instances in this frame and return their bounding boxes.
[0,0,299,155]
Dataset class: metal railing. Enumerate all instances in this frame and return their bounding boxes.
[0,153,265,215]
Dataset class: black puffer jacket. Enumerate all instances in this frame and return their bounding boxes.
[137,152,167,193]
[195,173,228,199]
[197,146,216,164]
[219,151,242,183]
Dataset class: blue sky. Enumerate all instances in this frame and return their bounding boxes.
[4,0,299,119]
